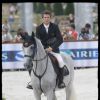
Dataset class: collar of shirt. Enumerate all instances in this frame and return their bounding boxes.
[43,24,50,33]
[43,24,50,29]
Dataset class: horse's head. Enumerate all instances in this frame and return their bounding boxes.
[23,36,37,70]
[17,29,36,69]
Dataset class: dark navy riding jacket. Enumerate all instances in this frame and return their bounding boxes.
[35,22,63,53]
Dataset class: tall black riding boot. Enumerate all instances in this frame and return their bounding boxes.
[58,68,65,88]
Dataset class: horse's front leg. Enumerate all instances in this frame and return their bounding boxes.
[33,89,42,100]
[47,90,57,100]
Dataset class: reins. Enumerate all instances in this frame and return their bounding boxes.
[33,47,49,92]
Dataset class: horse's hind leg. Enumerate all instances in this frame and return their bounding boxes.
[47,90,57,100]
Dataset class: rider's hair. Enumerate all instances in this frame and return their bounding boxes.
[41,10,52,18]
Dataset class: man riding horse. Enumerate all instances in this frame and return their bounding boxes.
[17,10,69,89]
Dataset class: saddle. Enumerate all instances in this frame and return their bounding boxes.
[48,53,68,77]
[48,53,59,74]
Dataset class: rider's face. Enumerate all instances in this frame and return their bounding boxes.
[42,14,51,25]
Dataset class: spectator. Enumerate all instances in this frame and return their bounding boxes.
[8,12,15,31]
[78,27,89,40]
[65,17,70,26]
[68,13,74,24]
[2,27,13,43]
[13,34,22,43]
[62,26,71,41]
[85,23,95,40]
[9,4,16,15]
[13,31,22,43]
[2,20,11,33]
[51,12,59,25]
[85,23,91,32]
[68,24,78,40]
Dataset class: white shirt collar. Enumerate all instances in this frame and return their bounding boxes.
[43,24,50,29]
[43,24,50,33]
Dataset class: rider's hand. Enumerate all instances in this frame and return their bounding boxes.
[45,47,53,52]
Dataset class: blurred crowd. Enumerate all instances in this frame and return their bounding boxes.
[2,4,98,43]
[61,22,97,41]
[2,3,20,43]
[57,13,98,41]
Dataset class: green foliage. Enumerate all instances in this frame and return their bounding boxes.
[52,3,64,16]
[64,3,74,15]
[45,4,52,11]
[33,3,38,13]
[36,3,46,14]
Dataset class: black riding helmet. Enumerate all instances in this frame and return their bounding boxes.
[17,28,36,47]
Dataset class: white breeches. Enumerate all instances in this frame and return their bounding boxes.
[50,52,65,68]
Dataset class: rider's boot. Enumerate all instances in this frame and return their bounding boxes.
[58,65,69,88]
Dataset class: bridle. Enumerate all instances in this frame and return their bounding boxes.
[24,43,48,61]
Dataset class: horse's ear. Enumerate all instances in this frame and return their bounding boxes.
[32,31,35,37]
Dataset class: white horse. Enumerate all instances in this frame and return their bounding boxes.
[22,35,76,100]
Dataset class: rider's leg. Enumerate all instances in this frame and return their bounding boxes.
[50,52,66,68]
[50,52,69,88]
[51,52,69,75]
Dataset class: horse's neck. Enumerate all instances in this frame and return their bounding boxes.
[33,39,48,75]
[33,38,54,76]
[34,39,46,61]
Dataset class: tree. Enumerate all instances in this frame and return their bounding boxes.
[33,3,38,13]
[45,3,52,11]
[52,3,64,16]
[64,3,74,15]
[36,3,46,14]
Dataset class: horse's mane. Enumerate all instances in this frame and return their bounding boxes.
[34,37,46,54]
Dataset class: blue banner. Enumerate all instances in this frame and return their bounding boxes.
[61,48,98,60]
